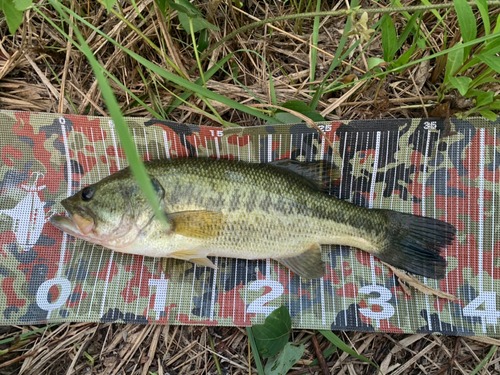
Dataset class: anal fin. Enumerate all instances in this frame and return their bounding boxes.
[190,257,217,269]
[170,249,216,269]
[276,244,325,280]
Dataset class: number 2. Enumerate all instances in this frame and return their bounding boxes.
[246,280,284,316]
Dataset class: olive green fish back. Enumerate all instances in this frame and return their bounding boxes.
[0,110,499,337]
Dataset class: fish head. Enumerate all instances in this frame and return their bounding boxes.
[50,170,167,250]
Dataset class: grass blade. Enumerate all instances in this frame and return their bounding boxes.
[470,345,497,375]
[246,327,265,375]
[454,0,477,55]
[56,3,276,123]
[46,0,169,226]
[309,0,321,91]
[381,14,398,61]
[319,330,380,372]
[476,0,490,35]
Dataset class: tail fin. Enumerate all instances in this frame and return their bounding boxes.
[377,211,456,279]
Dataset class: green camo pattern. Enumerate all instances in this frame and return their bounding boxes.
[0,110,499,337]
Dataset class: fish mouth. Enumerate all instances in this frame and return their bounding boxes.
[50,200,95,237]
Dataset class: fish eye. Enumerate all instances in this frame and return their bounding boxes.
[81,186,95,201]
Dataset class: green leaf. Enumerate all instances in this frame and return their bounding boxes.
[154,0,167,15]
[367,57,385,71]
[453,0,476,55]
[178,13,218,32]
[396,12,420,52]
[476,90,494,107]
[445,42,464,80]
[478,53,500,75]
[489,100,500,110]
[393,44,416,68]
[381,14,398,62]
[476,0,490,35]
[309,345,337,367]
[252,306,291,359]
[264,343,304,375]
[471,346,498,375]
[14,0,32,10]
[166,0,200,16]
[448,76,472,96]
[416,37,426,49]
[1,0,24,34]
[269,112,300,125]
[100,0,117,11]
[319,331,380,371]
[197,28,210,53]
[478,109,498,122]
[494,13,500,34]
[281,100,312,113]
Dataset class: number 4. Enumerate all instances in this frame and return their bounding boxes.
[463,291,500,324]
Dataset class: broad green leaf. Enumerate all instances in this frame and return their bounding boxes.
[367,57,385,71]
[319,331,380,371]
[302,111,325,121]
[154,0,167,16]
[476,0,490,35]
[445,42,464,81]
[453,0,476,55]
[478,109,498,121]
[489,101,500,110]
[1,0,24,34]
[270,112,302,125]
[252,306,291,359]
[478,53,500,75]
[476,90,495,107]
[167,0,200,16]
[264,343,304,375]
[281,100,312,113]
[14,0,31,10]
[381,14,398,62]
[448,76,472,96]
[178,13,218,32]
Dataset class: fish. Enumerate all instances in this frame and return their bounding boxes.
[50,158,456,280]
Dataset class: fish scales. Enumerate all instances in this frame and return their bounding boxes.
[150,159,376,256]
[50,158,456,279]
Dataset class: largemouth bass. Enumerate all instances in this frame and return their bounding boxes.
[50,158,456,279]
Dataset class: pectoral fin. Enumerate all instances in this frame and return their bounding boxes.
[276,244,325,280]
[168,210,225,239]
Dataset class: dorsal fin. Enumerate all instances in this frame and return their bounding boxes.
[269,160,340,194]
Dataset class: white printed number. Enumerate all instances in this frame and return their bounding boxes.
[317,124,332,132]
[36,278,72,312]
[148,278,169,320]
[247,280,284,316]
[463,292,500,324]
[423,121,437,130]
[209,130,224,137]
[358,285,395,320]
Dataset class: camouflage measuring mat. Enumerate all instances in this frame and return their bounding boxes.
[0,110,499,337]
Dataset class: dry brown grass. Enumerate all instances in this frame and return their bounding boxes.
[1,0,500,374]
